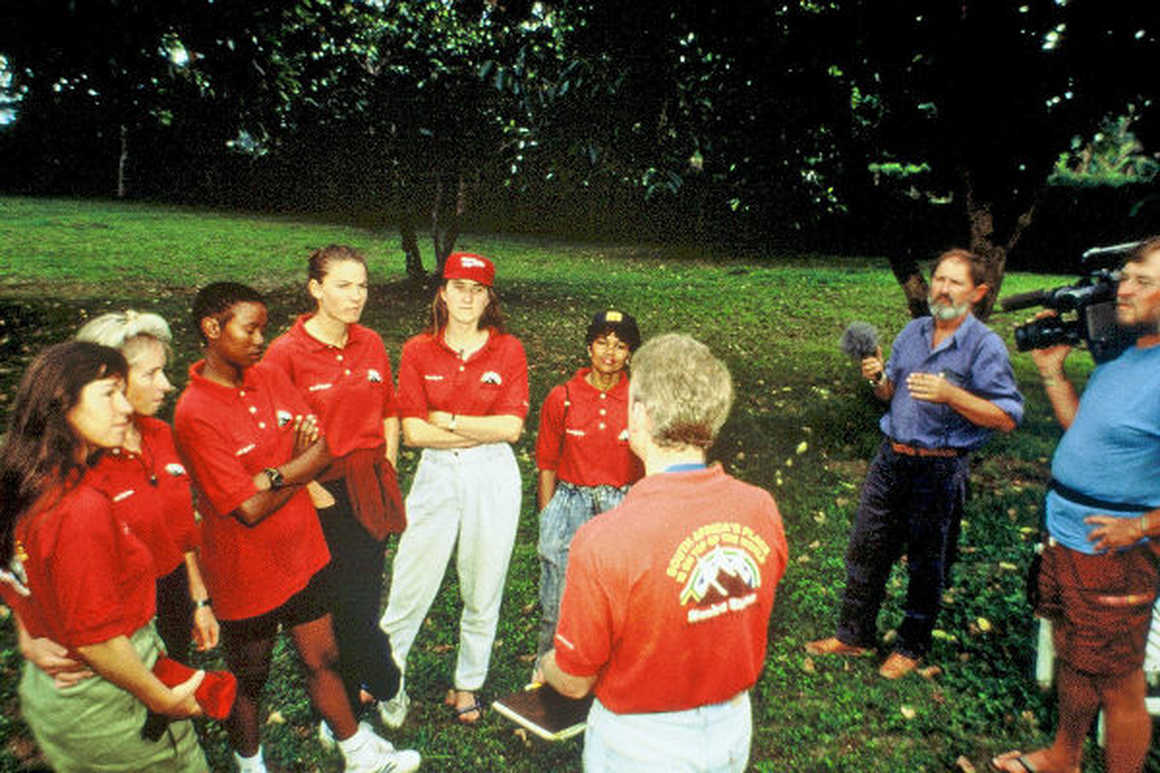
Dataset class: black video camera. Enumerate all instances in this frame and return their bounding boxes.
[999,241,1142,364]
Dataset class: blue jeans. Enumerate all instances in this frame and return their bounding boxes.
[836,441,970,658]
[537,481,629,656]
[583,693,751,773]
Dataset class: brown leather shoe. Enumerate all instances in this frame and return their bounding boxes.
[804,637,871,657]
[878,652,920,679]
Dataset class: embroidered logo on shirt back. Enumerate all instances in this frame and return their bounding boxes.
[666,521,772,624]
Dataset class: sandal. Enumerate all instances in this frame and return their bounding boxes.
[445,688,484,724]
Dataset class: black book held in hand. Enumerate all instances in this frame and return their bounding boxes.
[491,683,594,741]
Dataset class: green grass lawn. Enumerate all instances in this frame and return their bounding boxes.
[0,196,1150,772]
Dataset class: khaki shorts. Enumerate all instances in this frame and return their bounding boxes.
[1036,541,1158,676]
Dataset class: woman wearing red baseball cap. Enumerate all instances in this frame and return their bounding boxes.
[379,252,529,725]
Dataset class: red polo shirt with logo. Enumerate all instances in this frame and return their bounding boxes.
[1,481,156,649]
[535,368,642,487]
[553,465,788,714]
[87,415,199,579]
[174,361,329,621]
[264,316,398,458]
[396,328,529,420]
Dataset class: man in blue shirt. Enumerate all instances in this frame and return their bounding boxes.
[807,249,1024,679]
[992,239,1160,773]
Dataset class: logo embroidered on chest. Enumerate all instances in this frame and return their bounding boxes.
[276,410,293,428]
[165,462,186,477]
[566,428,586,437]
[367,369,382,383]
[308,383,333,392]
[113,489,136,503]
[424,374,444,381]
[480,371,502,385]
[618,429,630,441]
[235,443,256,457]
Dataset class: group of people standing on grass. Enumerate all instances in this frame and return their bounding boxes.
[4,239,1157,773]
[0,245,697,772]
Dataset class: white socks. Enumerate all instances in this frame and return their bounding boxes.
[234,747,267,773]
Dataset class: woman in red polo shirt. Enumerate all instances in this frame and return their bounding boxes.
[75,311,219,659]
[263,245,405,739]
[378,252,528,725]
[174,282,419,773]
[0,341,207,772]
[533,309,643,661]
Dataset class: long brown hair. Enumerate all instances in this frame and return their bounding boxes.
[426,283,506,336]
[0,342,128,562]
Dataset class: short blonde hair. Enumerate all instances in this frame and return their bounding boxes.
[75,310,173,364]
[629,333,733,449]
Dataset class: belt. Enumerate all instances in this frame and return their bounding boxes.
[889,440,961,458]
[1047,478,1154,513]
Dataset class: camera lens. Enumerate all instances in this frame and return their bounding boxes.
[1014,317,1082,352]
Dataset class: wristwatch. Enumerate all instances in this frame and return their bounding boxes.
[263,467,285,490]
[868,371,886,388]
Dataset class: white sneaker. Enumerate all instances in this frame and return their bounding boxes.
[344,734,421,773]
[320,720,385,753]
[377,685,410,729]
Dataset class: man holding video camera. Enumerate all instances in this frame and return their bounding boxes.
[807,248,1024,679]
[992,238,1160,773]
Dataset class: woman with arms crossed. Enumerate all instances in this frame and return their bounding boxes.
[378,252,528,725]
[534,309,643,662]
[174,282,419,773]
[263,245,405,739]
[0,342,207,772]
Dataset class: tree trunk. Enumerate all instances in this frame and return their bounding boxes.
[888,245,932,320]
[431,172,466,278]
[399,214,425,280]
[117,123,128,199]
[963,170,1037,321]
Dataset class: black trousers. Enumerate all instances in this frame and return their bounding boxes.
[318,479,401,710]
[155,561,193,659]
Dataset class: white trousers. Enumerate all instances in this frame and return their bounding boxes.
[379,443,521,690]
[583,692,752,773]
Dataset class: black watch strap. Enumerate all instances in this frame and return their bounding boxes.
[264,467,285,490]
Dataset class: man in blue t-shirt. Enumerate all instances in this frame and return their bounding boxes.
[992,239,1160,773]
[807,249,1024,679]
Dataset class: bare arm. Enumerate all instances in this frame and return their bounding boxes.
[905,373,1017,432]
[15,612,94,687]
[183,551,219,651]
[538,469,558,512]
[428,410,523,445]
[536,649,598,700]
[1030,345,1079,429]
[76,636,204,718]
[383,416,400,468]
[233,416,332,526]
[401,416,478,449]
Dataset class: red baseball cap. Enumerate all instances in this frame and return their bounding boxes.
[443,252,495,286]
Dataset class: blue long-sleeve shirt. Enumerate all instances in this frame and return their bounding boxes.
[879,314,1024,451]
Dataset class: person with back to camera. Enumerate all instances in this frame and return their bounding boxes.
[174,282,419,773]
[0,341,208,772]
[991,237,1160,773]
[533,309,643,663]
[806,248,1024,679]
[378,252,529,726]
[536,333,788,772]
[263,245,407,745]
[18,311,220,706]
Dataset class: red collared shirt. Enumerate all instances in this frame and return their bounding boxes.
[396,328,529,420]
[554,465,788,714]
[174,361,329,621]
[535,368,642,488]
[1,480,156,649]
[264,316,398,458]
[87,415,199,578]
